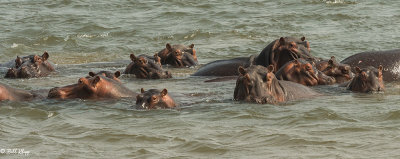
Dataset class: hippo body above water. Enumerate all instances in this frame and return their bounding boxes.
[193,36,312,76]
[234,65,320,104]
[341,49,400,82]
[48,74,137,100]
[4,52,55,78]
[0,83,34,101]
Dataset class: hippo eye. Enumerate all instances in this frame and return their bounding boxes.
[78,79,83,84]
[342,69,349,74]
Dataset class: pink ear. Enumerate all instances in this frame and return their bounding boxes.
[141,88,145,93]
[301,37,305,41]
[92,76,101,87]
[160,89,168,97]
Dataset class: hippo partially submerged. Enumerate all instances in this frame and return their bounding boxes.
[316,56,353,84]
[193,36,312,76]
[157,43,198,67]
[275,58,335,86]
[4,52,55,78]
[135,88,176,109]
[124,53,172,79]
[0,83,34,101]
[341,49,400,82]
[346,66,385,93]
[234,65,320,104]
[48,74,137,100]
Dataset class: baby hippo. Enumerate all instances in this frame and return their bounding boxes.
[347,66,385,93]
[5,52,55,78]
[124,53,172,79]
[136,88,176,109]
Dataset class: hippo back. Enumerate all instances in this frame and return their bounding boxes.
[341,49,400,82]
[279,80,320,101]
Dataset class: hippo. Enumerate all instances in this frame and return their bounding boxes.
[316,56,353,84]
[4,52,55,78]
[193,36,312,76]
[157,43,198,67]
[135,88,176,109]
[0,83,34,101]
[48,74,137,100]
[341,49,400,82]
[275,58,335,86]
[124,53,172,79]
[234,65,320,104]
[346,66,385,93]
[88,71,121,82]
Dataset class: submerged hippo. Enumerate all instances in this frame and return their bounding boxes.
[193,36,312,76]
[48,74,137,100]
[317,56,353,84]
[234,65,320,104]
[341,49,400,82]
[0,83,34,101]
[4,52,55,78]
[89,71,121,82]
[135,88,176,109]
[346,66,385,93]
[124,53,172,79]
[275,58,335,86]
[157,43,198,67]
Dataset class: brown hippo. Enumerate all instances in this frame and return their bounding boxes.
[0,83,34,101]
[234,65,320,104]
[275,58,335,86]
[341,49,400,82]
[316,56,353,84]
[157,43,198,67]
[124,53,172,79]
[48,74,137,100]
[135,88,176,109]
[193,36,312,76]
[346,66,385,93]
[4,52,55,78]
[88,71,121,82]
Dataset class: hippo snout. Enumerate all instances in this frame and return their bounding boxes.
[48,87,61,98]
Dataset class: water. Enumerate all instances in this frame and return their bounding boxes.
[1,0,400,158]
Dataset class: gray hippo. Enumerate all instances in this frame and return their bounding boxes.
[135,88,177,109]
[124,53,172,79]
[234,65,320,104]
[157,43,198,67]
[4,52,55,78]
[341,49,400,82]
[346,66,385,93]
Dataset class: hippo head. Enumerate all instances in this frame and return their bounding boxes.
[158,43,197,67]
[124,53,172,79]
[347,66,385,93]
[276,59,323,86]
[88,71,121,82]
[256,36,312,72]
[234,65,283,103]
[5,52,55,78]
[48,75,133,99]
[320,56,354,83]
[136,88,176,109]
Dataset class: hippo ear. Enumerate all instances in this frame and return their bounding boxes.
[114,71,121,78]
[166,43,172,51]
[267,65,274,72]
[89,72,96,77]
[189,44,194,49]
[130,53,136,62]
[42,52,49,61]
[378,65,383,71]
[279,37,285,45]
[92,76,101,87]
[328,59,334,66]
[160,89,168,97]
[301,37,306,41]
[141,88,145,93]
[15,56,22,67]
[355,67,362,74]
[238,66,246,75]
